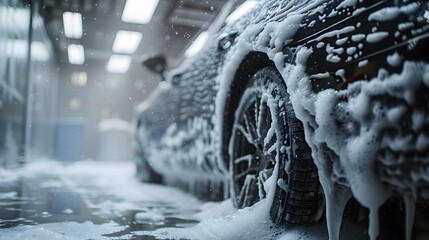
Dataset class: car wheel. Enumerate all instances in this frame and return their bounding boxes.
[135,138,163,183]
[135,156,163,183]
[229,66,322,224]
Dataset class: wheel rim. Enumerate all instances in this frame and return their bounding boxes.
[230,78,286,209]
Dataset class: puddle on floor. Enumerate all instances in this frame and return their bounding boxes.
[0,160,201,240]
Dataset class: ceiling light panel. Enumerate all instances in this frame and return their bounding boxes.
[122,0,159,24]
[67,44,85,65]
[107,55,132,73]
[112,30,142,54]
[63,11,83,39]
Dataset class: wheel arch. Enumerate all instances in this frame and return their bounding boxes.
[220,51,276,170]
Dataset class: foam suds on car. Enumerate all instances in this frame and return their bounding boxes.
[284,47,429,240]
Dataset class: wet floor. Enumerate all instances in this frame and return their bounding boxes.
[1,160,429,240]
[0,160,202,240]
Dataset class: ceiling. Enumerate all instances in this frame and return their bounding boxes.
[38,0,230,70]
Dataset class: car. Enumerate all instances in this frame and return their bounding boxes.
[133,0,429,239]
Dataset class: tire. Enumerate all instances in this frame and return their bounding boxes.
[134,126,163,183]
[135,153,163,183]
[229,66,323,224]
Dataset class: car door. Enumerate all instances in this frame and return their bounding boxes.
[290,0,429,91]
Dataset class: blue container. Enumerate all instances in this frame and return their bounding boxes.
[55,119,84,162]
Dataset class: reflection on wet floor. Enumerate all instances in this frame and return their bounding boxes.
[0,161,201,240]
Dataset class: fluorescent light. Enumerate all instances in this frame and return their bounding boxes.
[225,1,258,24]
[63,12,83,38]
[67,44,85,65]
[122,0,159,24]
[107,55,132,73]
[112,30,142,54]
[184,31,209,57]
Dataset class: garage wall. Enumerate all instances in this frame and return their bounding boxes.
[0,0,58,167]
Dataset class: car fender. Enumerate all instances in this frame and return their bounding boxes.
[213,17,302,175]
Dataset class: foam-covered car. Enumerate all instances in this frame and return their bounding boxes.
[134,0,429,239]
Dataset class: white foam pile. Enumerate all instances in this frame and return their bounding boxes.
[137,199,280,240]
[137,159,365,240]
[134,211,166,225]
[137,199,366,240]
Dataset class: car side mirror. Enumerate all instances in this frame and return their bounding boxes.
[141,54,167,81]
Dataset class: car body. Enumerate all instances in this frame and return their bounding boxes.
[134,0,429,239]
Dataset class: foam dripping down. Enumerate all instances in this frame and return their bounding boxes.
[283,47,429,240]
